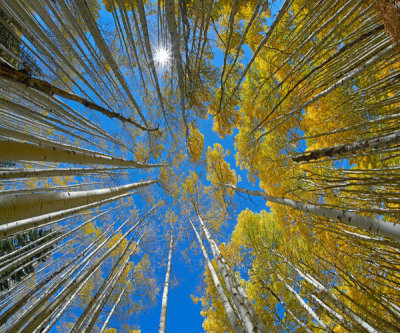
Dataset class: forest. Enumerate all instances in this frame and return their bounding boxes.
[0,0,399,332]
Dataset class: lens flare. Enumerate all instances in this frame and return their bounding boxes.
[154,46,171,68]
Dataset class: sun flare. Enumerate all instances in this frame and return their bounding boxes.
[154,46,171,67]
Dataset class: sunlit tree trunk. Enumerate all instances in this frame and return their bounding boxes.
[228,184,400,240]
[189,219,244,333]
[158,233,173,333]
[276,273,332,332]
[293,131,400,162]
[99,282,129,333]
[72,235,143,332]
[0,193,132,238]
[13,208,153,333]
[0,62,150,130]
[74,0,151,130]
[0,166,123,180]
[197,214,266,332]
[0,179,156,224]
[0,140,164,168]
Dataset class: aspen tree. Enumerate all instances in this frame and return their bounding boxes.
[158,233,173,333]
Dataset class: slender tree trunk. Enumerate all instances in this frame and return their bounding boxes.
[5,215,128,331]
[0,193,132,238]
[165,0,188,135]
[158,233,173,333]
[257,42,395,138]
[230,0,291,98]
[279,253,380,333]
[0,62,153,131]
[293,131,400,162]
[14,207,153,333]
[0,209,111,276]
[197,215,265,332]
[71,235,143,332]
[189,219,244,333]
[74,0,151,130]
[135,0,168,126]
[0,166,123,180]
[276,273,332,332]
[227,185,400,240]
[99,282,129,333]
[83,239,142,333]
[0,140,164,168]
[0,256,71,326]
[0,179,156,224]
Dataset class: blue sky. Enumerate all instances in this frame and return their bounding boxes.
[35,1,281,331]
[101,2,282,331]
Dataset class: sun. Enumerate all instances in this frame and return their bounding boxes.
[154,46,171,68]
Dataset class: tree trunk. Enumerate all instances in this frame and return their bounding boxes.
[293,131,400,162]
[189,219,244,333]
[0,166,123,180]
[0,193,132,238]
[0,140,164,168]
[197,215,265,332]
[158,233,173,333]
[0,179,156,224]
[0,62,153,131]
[228,185,400,240]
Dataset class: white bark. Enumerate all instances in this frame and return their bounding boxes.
[14,208,152,333]
[37,265,101,333]
[276,274,332,332]
[83,237,142,333]
[293,131,400,162]
[72,235,142,332]
[0,253,73,326]
[279,253,380,333]
[0,166,123,180]
[165,0,188,134]
[74,0,150,129]
[189,219,244,333]
[0,193,132,238]
[0,140,164,168]
[158,233,173,333]
[98,282,128,333]
[4,215,126,331]
[228,185,400,240]
[198,215,264,333]
[0,179,156,224]
[135,0,168,126]
[0,209,112,276]
[231,0,291,97]
[257,42,395,136]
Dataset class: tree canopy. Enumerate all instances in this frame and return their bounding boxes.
[0,0,399,332]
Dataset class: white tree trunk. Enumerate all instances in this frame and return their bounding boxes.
[0,140,164,168]
[14,208,153,333]
[293,131,400,162]
[0,166,123,180]
[276,274,332,332]
[190,219,244,333]
[228,185,400,240]
[0,193,132,238]
[158,233,173,333]
[197,215,265,332]
[0,179,156,224]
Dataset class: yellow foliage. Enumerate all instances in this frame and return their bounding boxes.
[103,0,148,12]
[109,233,128,256]
[187,123,204,163]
